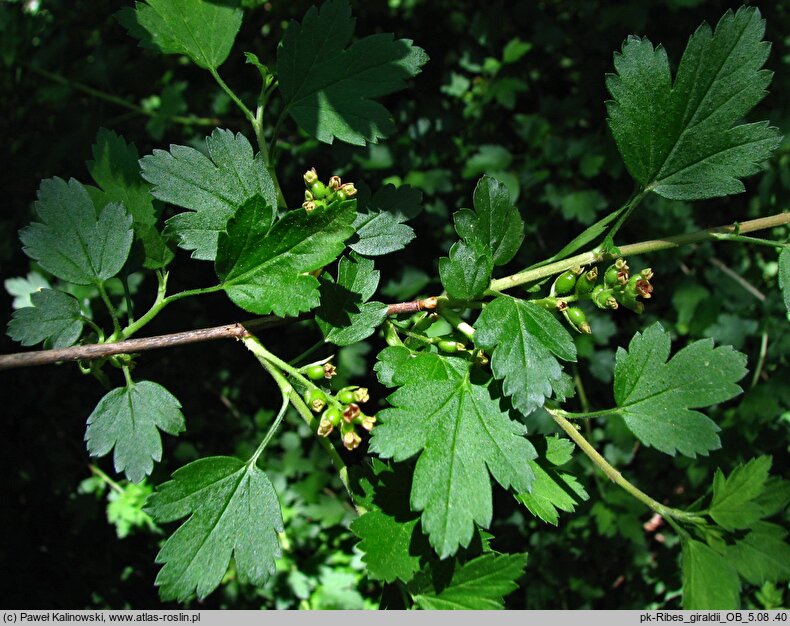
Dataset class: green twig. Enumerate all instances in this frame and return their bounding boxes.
[549,409,704,524]
[209,67,255,124]
[97,282,122,337]
[28,65,219,127]
[710,232,789,250]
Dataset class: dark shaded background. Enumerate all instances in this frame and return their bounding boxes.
[1,0,787,609]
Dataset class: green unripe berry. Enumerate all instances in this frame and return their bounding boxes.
[591,284,616,309]
[305,364,326,381]
[563,307,592,334]
[304,388,328,412]
[438,339,461,353]
[575,267,598,296]
[337,388,355,405]
[322,406,342,427]
[310,180,328,199]
[553,270,578,296]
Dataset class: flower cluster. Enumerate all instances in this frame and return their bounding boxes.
[302,168,357,212]
[304,382,376,451]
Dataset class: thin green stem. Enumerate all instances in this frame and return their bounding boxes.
[81,316,105,343]
[550,409,704,524]
[289,339,326,367]
[97,282,122,337]
[28,65,218,127]
[436,305,476,341]
[89,464,124,494]
[555,407,618,419]
[122,364,134,388]
[121,275,135,324]
[209,67,255,124]
[249,376,291,467]
[600,190,649,251]
[245,340,362,514]
[119,284,223,340]
[489,212,790,293]
[711,232,788,250]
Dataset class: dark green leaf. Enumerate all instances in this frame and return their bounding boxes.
[410,553,528,609]
[375,347,468,389]
[365,183,423,221]
[277,0,428,145]
[612,322,747,457]
[517,437,589,525]
[439,239,493,301]
[20,178,133,285]
[682,539,740,609]
[120,0,242,70]
[607,7,781,200]
[475,297,577,415]
[455,176,524,266]
[147,457,283,602]
[85,381,185,484]
[728,522,790,585]
[351,511,421,583]
[371,361,536,557]
[350,211,415,256]
[87,128,172,269]
[316,254,388,346]
[7,289,83,348]
[710,456,771,530]
[216,196,355,316]
[779,247,790,313]
[141,129,277,260]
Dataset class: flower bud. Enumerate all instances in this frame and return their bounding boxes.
[360,414,377,432]
[338,182,357,199]
[323,363,337,379]
[353,387,369,403]
[302,201,316,213]
[328,175,342,191]
[343,403,361,423]
[342,430,362,451]
[317,417,333,437]
[303,168,318,185]
[322,406,342,427]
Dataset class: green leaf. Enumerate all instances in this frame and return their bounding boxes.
[682,539,740,609]
[4,272,51,309]
[365,183,423,221]
[350,211,415,256]
[439,239,493,301]
[410,553,528,609]
[277,0,428,146]
[146,456,283,602]
[727,522,790,585]
[371,361,536,557]
[7,289,83,348]
[316,254,388,346]
[607,7,781,200]
[517,437,589,525]
[454,176,524,266]
[612,322,747,457]
[20,178,133,285]
[779,247,790,313]
[120,0,242,70]
[85,381,185,484]
[351,511,421,584]
[87,128,172,269]
[375,347,468,389]
[475,297,577,415]
[709,456,772,530]
[216,196,356,317]
[141,129,277,260]
[461,145,513,180]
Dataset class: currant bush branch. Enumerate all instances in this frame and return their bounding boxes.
[1,211,786,372]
